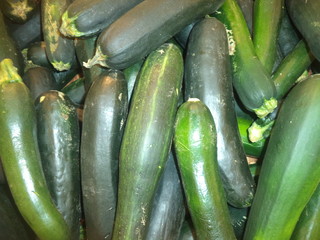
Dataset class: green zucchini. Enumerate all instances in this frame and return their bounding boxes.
[253,0,284,73]
[84,0,225,70]
[123,59,144,102]
[0,0,38,23]
[0,184,36,240]
[228,205,249,240]
[81,69,128,240]
[174,98,236,240]
[27,41,52,69]
[0,10,24,75]
[287,0,320,62]
[291,183,320,240]
[23,66,58,101]
[178,220,195,240]
[145,151,186,240]
[185,17,255,208]
[214,0,277,118]
[112,43,183,240]
[243,74,320,240]
[61,77,85,106]
[60,0,143,38]
[0,58,70,240]
[236,0,253,34]
[174,21,198,49]
[35,90,81,240]
[42,0,76,71]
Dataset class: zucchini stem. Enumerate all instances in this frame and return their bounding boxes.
[60,11,84,37]
[253,98,277,118]
[83,46,108,69]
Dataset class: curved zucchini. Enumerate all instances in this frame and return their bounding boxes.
[112,43,183,240]
[60,0,143,38]
[42,0,76,71]
[243,74,320,240]
[185,17,255,208]
[23,66,58,100]
[0,59,70,240]
[253,0,284,73]
[84,0,224,70]
[35,90,81,240]
[214,0,277,118]
[174,99,236,240]
[145,151,185,240]
[81,69,128,240]
[0,0,38,23]
[291,183,320,240]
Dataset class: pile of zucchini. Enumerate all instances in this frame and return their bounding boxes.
[0,0,320,239]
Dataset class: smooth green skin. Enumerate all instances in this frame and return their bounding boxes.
[123,59,144,102]
[214,0,277,116]
[253,0,284,73]
[81,70,128,240]
[243,74,320,240]
[174,99,236,240]
[0,60,70,240]
[35,90,81,240]
[185,17,254,208]
[112,43,183,240]
[272,40,314,100]
[61,77,86,106]
[41,0,75,71]
[291,183,320,240]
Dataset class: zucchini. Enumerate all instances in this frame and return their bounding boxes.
[27,41,52,69]
[81,69,128,240]
[291,183,320,240]
[228,205,249,240]
[0,0,38,23]
[112,43,183,240]
[253,0,284,73]
[60,0,143,38]
[84,0,225,70]
[0,58,70,240]
[145,151,186,240]
[0,10,24,75]
[185,17,255,208]
[178,220,195,240]
[35,90,81,240]
[42,0,76,71]
[174,21,198,49]
[236,0,253,34]
[243,74,320,240]
[287,0,320,62]
[23,66,58,101]
[174,99,236,240]
[61,77,85,106]
[0,184,36,240]
[214,0,277,118]
[123,59,144,102]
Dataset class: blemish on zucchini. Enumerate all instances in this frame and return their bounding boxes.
[225,28,236,55]
[39,96,46,103]
[9,0,33,21]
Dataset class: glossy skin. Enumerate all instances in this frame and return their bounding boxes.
[0,59,70,240]
[174,99,236,240]
[244,75,320,240]
[185,17,255,208]
[81,70,128,240]
[112,43,183,240]
[35,90,81,240]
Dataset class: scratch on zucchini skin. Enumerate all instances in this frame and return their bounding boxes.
[0,59,23,84]
[44,3,60,54]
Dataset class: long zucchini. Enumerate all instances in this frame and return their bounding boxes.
[174,98,236,240]
[243,74,320,240]
[84,0,224,70]
[0,58,70,240]
[81,69,128,240]
[112,43,183,240]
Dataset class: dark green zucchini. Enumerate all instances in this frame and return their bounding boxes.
[60,0,143,38]
[253,0,284,73]
[214,0,277,118]
[291,183,320,240]
[74,36,107,91]
[42,0,76,71]
[185,17,255,208]
[174,99,236,240]
[0,184,36,240]
[286,0,320,62]
[84,0,225,70]
[23,66,58,100]
[53,66,80,90]
[61,77,85,106]
[0,10,24,75]
[178,220,195,240]
[244,74,320,240]
[145,151,186,240]
[228,205,249,240]
[174,21,198,49]
[0,0,38,23]
[35,90,81,240]
[27,41,52,69]
[81,69,128,240]
[0,58,70,240]
[123,59,144,101]
[112,43,183,240]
